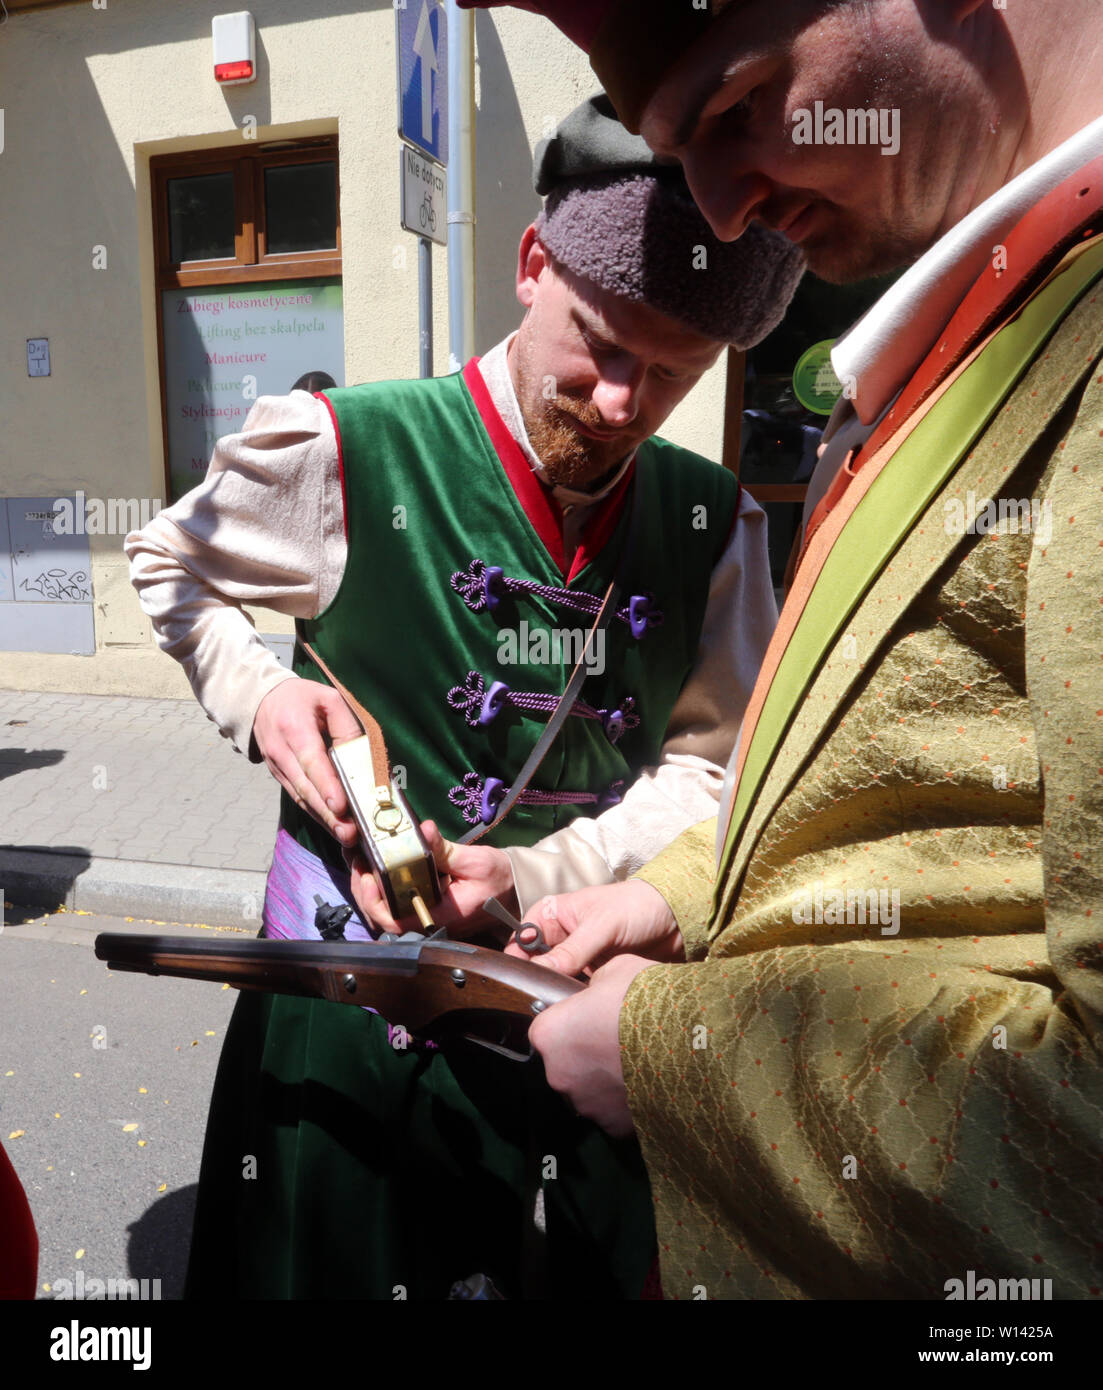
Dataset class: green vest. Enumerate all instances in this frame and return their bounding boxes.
[282,364,737,870]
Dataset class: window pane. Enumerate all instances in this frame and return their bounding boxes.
[167,171,236,263]
[264,162,337,254]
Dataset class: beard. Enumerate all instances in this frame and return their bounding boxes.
[512,336,637,489]
[526,395,636,489]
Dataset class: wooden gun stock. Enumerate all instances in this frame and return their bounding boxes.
[94,932,583,1060]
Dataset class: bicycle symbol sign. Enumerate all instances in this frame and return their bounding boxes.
[399,143,447,247]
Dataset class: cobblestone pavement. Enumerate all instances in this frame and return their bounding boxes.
[0,689,277,875]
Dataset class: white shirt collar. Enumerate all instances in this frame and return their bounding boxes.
[832,112,1103,425]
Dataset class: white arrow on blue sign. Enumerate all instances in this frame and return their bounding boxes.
[396,0,449,167]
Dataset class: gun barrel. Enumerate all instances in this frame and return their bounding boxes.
[94,932,583,1055]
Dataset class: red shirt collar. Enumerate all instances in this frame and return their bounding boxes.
[462,356,635,581]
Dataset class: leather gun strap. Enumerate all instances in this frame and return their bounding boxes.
[300,640,392,789]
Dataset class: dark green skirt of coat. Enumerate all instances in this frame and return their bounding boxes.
[184,990,656,1300]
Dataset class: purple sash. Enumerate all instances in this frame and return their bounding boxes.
[263,827,375,943]
[263,828,432,1048]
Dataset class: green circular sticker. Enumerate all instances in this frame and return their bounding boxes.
[793,338,843,415]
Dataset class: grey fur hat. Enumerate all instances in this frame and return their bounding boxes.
[533,94,805,349]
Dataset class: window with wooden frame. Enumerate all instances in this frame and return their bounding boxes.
[152,136,344,502]
[152,136,340,287]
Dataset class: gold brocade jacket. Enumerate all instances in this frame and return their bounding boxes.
[626,256,1103,1300]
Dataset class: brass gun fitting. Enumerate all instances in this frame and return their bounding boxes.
[329,736,442,922]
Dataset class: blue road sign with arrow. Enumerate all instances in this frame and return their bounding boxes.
[397,0,448,167]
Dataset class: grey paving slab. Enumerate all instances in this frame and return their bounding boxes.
[0,912,244,1300]
[0,690,282,928]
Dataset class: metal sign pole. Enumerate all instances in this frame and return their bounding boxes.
[397,1,448,380]
[419,235,433,378]
[446,0,475,371]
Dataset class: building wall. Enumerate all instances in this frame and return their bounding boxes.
[0,0,728,700]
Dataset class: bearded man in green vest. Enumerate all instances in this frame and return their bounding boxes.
[451,0,1103,1298]
[127,96,804,1299]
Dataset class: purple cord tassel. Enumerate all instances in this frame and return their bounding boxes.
[446,671,639,742]
[448,771,625,827]
[450,559,662,638]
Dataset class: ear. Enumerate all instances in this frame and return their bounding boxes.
[516,225,551,310]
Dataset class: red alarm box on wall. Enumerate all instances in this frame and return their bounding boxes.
[213,12,257,86]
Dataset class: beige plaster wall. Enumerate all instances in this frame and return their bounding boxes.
[0,1,727,699]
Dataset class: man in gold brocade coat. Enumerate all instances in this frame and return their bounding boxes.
[444,0,1103,1298]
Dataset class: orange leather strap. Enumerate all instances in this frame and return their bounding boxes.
[300,640,392,789]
